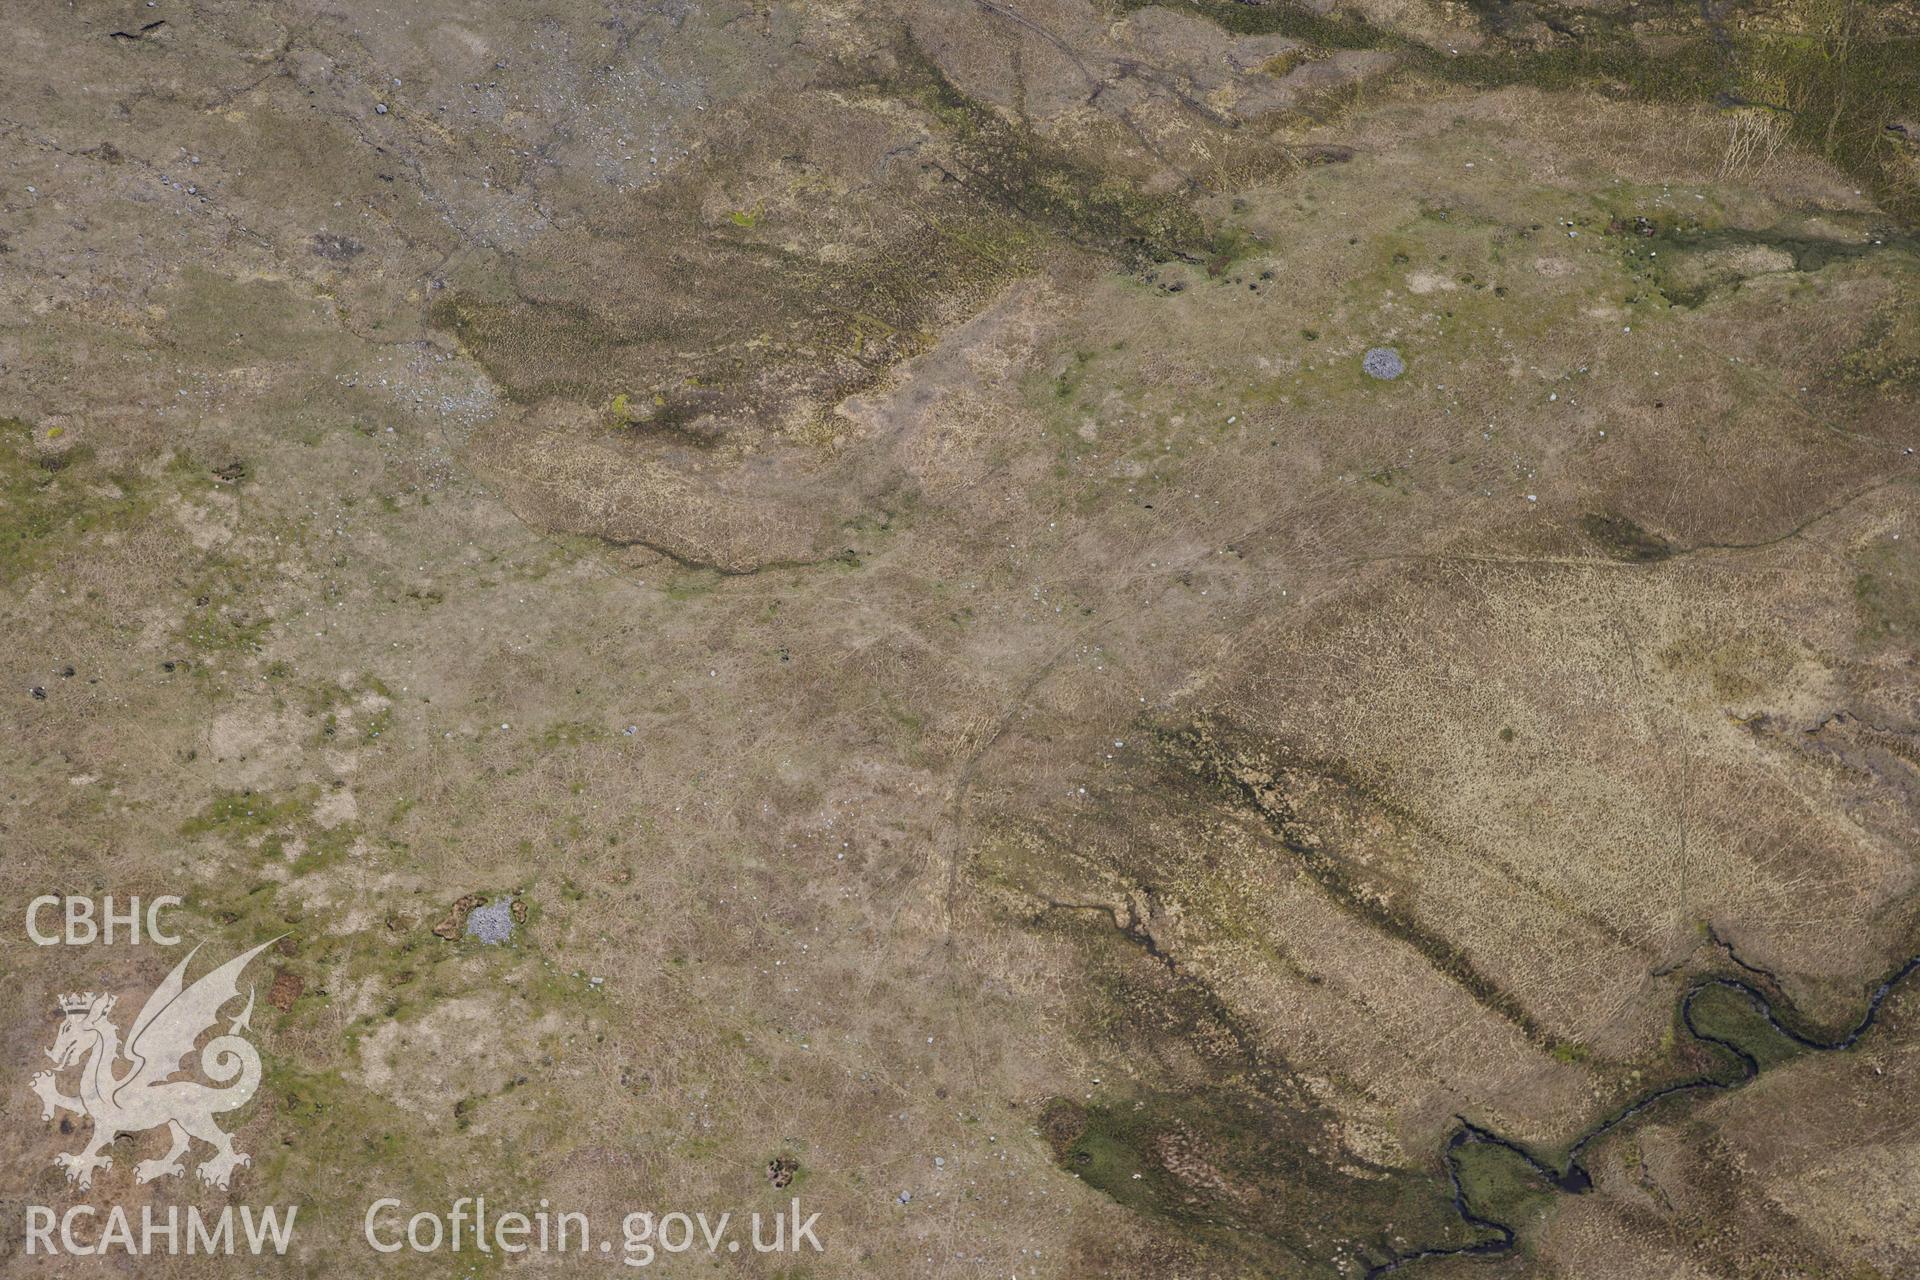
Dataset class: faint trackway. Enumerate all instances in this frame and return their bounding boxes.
[1365,950,1920,1278]
[965,0,1199,189]
[925,458,1918,940]
[937,633,1085,931]
[1317,467,1915,580]
[965,0,1358,182]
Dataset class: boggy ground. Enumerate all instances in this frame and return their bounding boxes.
[3,0,1920,1276]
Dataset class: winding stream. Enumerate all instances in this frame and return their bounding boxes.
[1366,954,1920,1277]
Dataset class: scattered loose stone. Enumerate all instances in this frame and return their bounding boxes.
[1362,347,1406,380]
[465,897,517,944]
[311,233,365,262]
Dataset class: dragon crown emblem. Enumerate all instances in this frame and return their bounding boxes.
[31,939,281,1193]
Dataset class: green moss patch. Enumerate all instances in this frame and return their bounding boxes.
[1453,1139,1557,1229]
[1687,982,1807,1074]
[1114,0,1390,50]
[0,419,157,584]
[1038,1083,1470,1274]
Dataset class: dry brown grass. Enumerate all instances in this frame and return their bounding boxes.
[2,1,1919,1276]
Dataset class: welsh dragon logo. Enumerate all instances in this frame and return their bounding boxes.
[31,939,277,1192]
